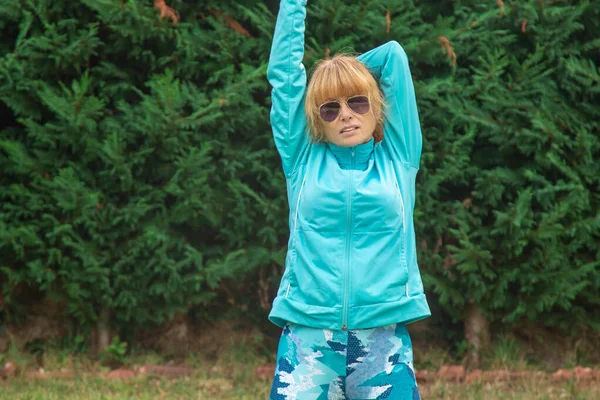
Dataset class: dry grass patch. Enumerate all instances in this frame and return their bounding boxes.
[421,378,600,400]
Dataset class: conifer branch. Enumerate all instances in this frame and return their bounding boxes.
[217,63,267,104]
[386,10,391,35]
[154,0,179,25]
[207,8,253,38]
[437,36,457,67]
[496,0,505,16]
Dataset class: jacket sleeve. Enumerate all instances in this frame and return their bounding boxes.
[267,0,310,177]
[357,41,423,169]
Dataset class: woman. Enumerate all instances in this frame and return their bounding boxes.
[267,1,430,399]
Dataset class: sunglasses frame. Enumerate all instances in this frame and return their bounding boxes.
[318,95,371,123]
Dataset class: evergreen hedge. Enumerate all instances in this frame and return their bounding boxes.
[1,0,598,341]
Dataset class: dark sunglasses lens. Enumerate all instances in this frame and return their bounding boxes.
[347,96,370,114]
[319,102,340,122]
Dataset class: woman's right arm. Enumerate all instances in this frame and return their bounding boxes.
[267,0,309,177]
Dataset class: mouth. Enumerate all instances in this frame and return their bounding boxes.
[340,126,359,135]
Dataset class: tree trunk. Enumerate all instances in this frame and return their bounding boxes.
[97,308,111,354]
[464,302,490,369]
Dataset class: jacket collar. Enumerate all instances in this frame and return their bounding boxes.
[327,137,374,169]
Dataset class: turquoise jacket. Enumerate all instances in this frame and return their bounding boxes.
[267,0,431,330]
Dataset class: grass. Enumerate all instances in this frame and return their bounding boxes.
[422,379,599,400]
[0,333,274,400]
[1,333,599,399]
[0,373,270,400]
[1,370,599,400]
[0,349,273,400]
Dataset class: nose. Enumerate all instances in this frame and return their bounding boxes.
[339,102,354,121]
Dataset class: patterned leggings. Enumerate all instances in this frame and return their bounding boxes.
[269,323,420,400]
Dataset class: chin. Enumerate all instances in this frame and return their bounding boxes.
[345,135,370,146]
[328,132,371,147]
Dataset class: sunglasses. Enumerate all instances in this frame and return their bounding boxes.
[318,95,371,123]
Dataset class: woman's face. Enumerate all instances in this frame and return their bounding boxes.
[321,96,376,147]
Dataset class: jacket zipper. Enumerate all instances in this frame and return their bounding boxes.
[294,175,307,232]
[342,149,355,330]
[391,161,406,232]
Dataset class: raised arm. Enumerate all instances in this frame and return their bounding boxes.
[267,0,310,177]
[357,41,422,169]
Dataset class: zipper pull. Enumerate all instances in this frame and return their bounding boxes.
[342,324,347,330]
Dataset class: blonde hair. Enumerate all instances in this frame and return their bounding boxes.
[305,53,386,143]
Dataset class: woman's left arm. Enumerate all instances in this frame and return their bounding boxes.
[357,41,422,169]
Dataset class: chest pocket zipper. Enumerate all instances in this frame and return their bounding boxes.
[286,174,307,298]
[391,161,410,298]
[390,161,406,232]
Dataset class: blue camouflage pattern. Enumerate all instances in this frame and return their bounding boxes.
[270,323,420,400]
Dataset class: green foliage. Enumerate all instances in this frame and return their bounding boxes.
[0,0,598,341]
[412,0,600,331]
[0,0,285,333]
[100,336,128,366]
